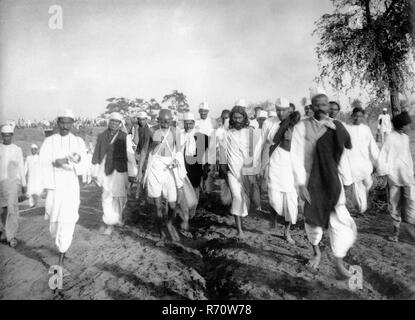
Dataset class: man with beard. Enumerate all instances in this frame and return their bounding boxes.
[0,125,26,247]
[291,92,356,279]
[39,109,87,269]
[92,112,129,235]
[223,106,262,238]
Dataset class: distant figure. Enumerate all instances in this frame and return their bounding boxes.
[377,108,392,144]
[256,110,268,129]
[24,144,43,207]
[0,125,26,248]
[377,111,415,242]
[303,104,314,118]
[329,101,341,120]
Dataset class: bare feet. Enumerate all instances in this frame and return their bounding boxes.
[237,231,246,239]
[335,258,352,280]
[306,251,321,270]
[285,233,295,245]
[9,238,18,248]
[388,235,399,242]
[167,223,180,242]
[103,226,113,235]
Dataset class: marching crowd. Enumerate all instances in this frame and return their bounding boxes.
[1,88,414,281]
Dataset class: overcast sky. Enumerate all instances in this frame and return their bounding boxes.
[0,0,372,121]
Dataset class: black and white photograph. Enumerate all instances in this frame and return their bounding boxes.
[0,0,414,305]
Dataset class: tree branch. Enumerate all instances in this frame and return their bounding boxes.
[384,0,399,18]
[364,0,372,26]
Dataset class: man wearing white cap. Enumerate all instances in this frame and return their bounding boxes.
[24,144,43,207]
[195,102,217,196]
[133,111,153,200]
[256,110,268,129]
[291,90,356,279]
[92,112,129,235]
[261,97,299,242]
[39,109,87,268]
[377,108,392,144]
[0,125,26,247]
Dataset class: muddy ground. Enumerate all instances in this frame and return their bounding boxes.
[1,176,414,300]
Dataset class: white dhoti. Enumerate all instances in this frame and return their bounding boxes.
[304,184,357,258]
[351,176,373,213]
[45,173,80,254]
[146,154,177,202]
[0,179,20,241]
[49,222,76,253]
[228,173,249,217]
[268,147,298,224]
[95,155,128,226]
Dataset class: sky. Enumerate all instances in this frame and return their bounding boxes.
[0,0,375,121]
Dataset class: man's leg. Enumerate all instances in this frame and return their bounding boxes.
[401,185,415,241]
[304,222,323,269]
[153,197,166,241]
[234,216,244,238]
[252,176,261,211]
[167,201,180,242]
[5,183,19,247]
[388,184,402,242]
[0,207,7,241]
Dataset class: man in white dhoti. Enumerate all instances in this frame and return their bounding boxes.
[39,109,87,267]
[144,109,182,244]
[345,107,379,213]
[0,125,26,247]
[124,118,138,191]
[91,112,129,235]
[263,97,301,243]
[291,92,356,279]
[224,106,262,238]
[377,108,392,144]
[195,102,217,197]
[377,111,415,242]
[24,144,43,207]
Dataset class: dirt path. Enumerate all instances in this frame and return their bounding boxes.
[1,181,414,300]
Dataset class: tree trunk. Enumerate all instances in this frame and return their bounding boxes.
[390,87,401,116]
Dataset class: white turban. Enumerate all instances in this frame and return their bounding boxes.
[257,110,268,118]
[57,108,75,120]
[109,112,123,122]
[1,124,14,134]
[275,97,290,108]
[268,110,277,118]
[183,112,195,121]
[199,102,210,110]
[31,144,38,149]
[137,111,149,119]
[310,86,328,99]
[234,99,247,108]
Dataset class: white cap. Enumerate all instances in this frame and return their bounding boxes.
[234,99,247,108]
[31,144,38,149]
[109,112,123,122]
[268,110,277,117]
[137,111,149,119]
[183,112,195,121]
[383,108,387,111]
[1,124,14,134]
[57,108,75,120]
[199,102,210,110]
[310,86,327,99]
[275,97,290,108]
[257,110,268,118]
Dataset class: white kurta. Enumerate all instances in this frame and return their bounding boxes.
[39,133,87,253]
[0,143,26,241]
[225,128,262,217]
[378,114,392,133]
[344,123,379,212]
[126,133,138,177]
[291,117,356,258]
[24,154,43,197]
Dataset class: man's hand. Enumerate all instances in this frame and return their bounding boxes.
[136,171,143,184]
[53,158,69,168]
[298,185,311,204]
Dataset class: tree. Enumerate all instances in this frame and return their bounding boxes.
[162,90,190,114]
[314,0,415,115]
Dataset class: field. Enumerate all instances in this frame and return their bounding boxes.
[0,125,414,300]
